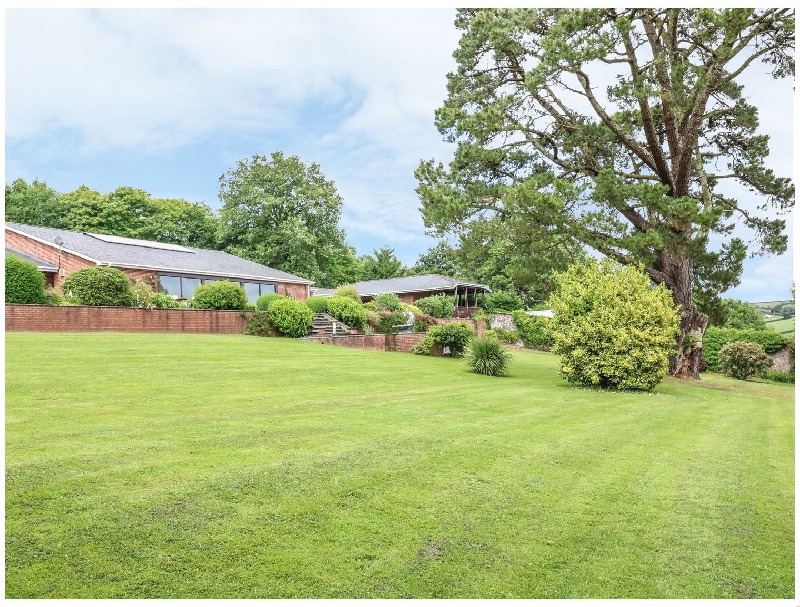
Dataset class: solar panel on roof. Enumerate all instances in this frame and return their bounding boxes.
[87,233,195,253]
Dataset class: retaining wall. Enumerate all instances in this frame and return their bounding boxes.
[304,332,444,355]
[5,304,249,334]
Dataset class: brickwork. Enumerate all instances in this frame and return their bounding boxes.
[6,304,248,334]
[304,332,444,355]
[279,282,310,301]
[6,229,96,289]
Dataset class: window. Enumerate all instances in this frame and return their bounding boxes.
[159,275,181,298]
[242,282,277,304]
[182,278,201,298]
[159,274,277,301]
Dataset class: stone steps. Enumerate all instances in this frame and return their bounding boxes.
[310,313,355,337]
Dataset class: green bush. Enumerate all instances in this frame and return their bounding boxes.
[326,296,366,330]
[413,321,474,356]
[702,327,787,371]
[151,292,182,309]
[717,341,772,380]
[413,313,437,333]
[256,292,287,311]
[549,260,680,391]
[44,289,64,306]
[333,284,361,302]
[511,310,554,350]
[763,371,794,384]
[243,311,275,337]
[415,294,455,318]
[490,327,520,344]
[131,281,155,308]
[304,296,329,314]
[402,303,423,316]
[464,335,513,376]
[267,298,313,337]
[480,291,523,314]
[373,292,403,311]
[5,254,46,304]
[62,266,134,307]
[191,280,248,310]
[375,310,408,334]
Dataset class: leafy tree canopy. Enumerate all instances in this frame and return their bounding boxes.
[358,246,409,281]
[417,8,794,377]
[218,152,359,288]
[716,298,767,330]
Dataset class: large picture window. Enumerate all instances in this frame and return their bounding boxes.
[158,275,277,301]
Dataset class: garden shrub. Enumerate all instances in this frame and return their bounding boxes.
[402,303,423,316]
[44,289,64,306]
[763,371,794,384]
[702,327,787,372]
[152,292,182,309]
[480,291,523,314]
[131,281,155,308]
[415,294,455,318]
[256,292,287,311]
[375,310,408,334]
[413,321,474,356]
[5,254,46,304]
[413,312,437,333]
[333,284,361,302]
[364,308,383,332]
[267,298,313,337]
[372,292,403,312]
[62,266,134,307]
[326,296,366,329]
[304,296,329,314]
[191,280,248,310]
[511,310,554,350]
[717,341,772,380]
[243,310,275,337]
[491,327,520,345]
[549,260,680,391]
[464,335,513,376]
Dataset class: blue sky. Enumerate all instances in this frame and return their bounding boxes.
[4,8,795,303]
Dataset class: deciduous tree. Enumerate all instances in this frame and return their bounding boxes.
[417,8,794,378]
[218,152,358,287]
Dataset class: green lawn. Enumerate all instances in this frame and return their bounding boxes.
[765,316,795,336]
[5,333,794,599]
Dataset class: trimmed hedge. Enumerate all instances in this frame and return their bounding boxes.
[326,296,366,330]
[304,296,329,314]
[191,281,248,310]
[256,292,287,311]
[62,266,134,307]
[703,327,787,372]
[267,298,313,337]
[5,254,46,304]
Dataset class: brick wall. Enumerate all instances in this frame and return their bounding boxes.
[305,332,444,355]
[279,282,310,301]
[6,305,249,334]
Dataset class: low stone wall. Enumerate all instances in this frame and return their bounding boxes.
[5,304,249,334]
[768,345,794,373]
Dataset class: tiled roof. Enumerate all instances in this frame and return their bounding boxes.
[5,246,59,271]
[313,274,491,297]
[5,223,313,284]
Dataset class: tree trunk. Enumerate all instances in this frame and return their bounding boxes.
[664,254,708,379]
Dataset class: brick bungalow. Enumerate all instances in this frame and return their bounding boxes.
[314,274,491,318]
[5,222,313,302]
